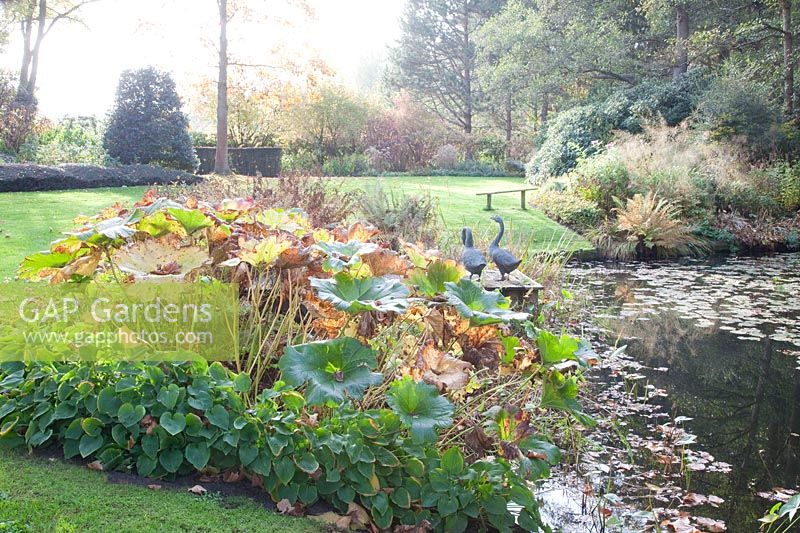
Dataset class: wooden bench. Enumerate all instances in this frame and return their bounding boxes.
[476,188,536,211]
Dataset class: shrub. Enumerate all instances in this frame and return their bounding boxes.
[432,144,459,170]
[570,152,632,213]
[103,67,198,171]
[602,71,708,133]
[18,116,109,166]
[772,161,800,212]
[695,65,782,157]
[526,104,611,182]
[282,84,371,165]
[712,211,800,252]
[530,189,601,229]
[364,146,390,173]
[594,124,754,218]
[427,160,509,177]
[590,192,708,260]
[280,149,319,176]
[363,91,448,172]
[360,181,439,242]
[322,153,369,177]
[0,71,38,154]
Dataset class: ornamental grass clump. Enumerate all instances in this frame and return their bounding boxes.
[2,189,598,532]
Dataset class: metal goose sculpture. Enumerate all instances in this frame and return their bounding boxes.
[461,227,487,280]
[489,215,521,281]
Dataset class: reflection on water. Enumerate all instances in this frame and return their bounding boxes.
[571,253,800,531]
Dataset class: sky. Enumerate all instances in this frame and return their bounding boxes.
[0,0,405,119]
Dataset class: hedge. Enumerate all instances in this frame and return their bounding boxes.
[0,164,201,193]
[195,147,282,177]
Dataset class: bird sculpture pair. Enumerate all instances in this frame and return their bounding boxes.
[461,215,522,281]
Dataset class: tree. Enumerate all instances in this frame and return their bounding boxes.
[4,0,100,102]
[103,67,198,171]
[390,0,504,159]
[283,84,371,164]
[215,0,229,174]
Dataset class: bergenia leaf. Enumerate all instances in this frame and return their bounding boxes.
[278,337,382,405]
[444,279,528,325]
[311,273,410,314]
[386,376,453,443]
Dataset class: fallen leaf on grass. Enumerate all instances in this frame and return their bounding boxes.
[188,485,207,496]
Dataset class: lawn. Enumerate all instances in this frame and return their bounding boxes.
[0,448,319,533]
[354,176,592,254]
[0,177,592,279]
[0,187,149,279]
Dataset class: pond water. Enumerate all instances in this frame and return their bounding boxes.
[560,252,800,532]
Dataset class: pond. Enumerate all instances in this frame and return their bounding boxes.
[552,252,800,532]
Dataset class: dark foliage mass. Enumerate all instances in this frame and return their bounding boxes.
[103,68,198,172]
[0,164,200,192]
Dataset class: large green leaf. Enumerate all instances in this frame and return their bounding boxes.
[444,279,528,325]
[278,337,382,406]
[407,260,464,297]
[314,240,378,273]
[541,370,595,427]
[310,273,410,314]
[536,330,579,366]
[167,208,214,235]
[386,377,453,443]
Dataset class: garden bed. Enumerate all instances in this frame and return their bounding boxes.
[0,164,201,192]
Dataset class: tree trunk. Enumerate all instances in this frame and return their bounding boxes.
[673,4,689,81]
[539,93,549,124]
[782,0,794,115]
[462,5,474,161]
[214,0,231,175]
[25,0,47,101]
[17,3,35,100]
[504,95,512,158]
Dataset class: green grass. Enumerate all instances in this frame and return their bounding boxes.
[352,176,593,255]
[0,177,593,279]
[0,187,149,279]
[0,448,319,533]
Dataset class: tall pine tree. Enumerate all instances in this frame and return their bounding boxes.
[390,0,504,159]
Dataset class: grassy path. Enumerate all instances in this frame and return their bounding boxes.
[0,448,319,533]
